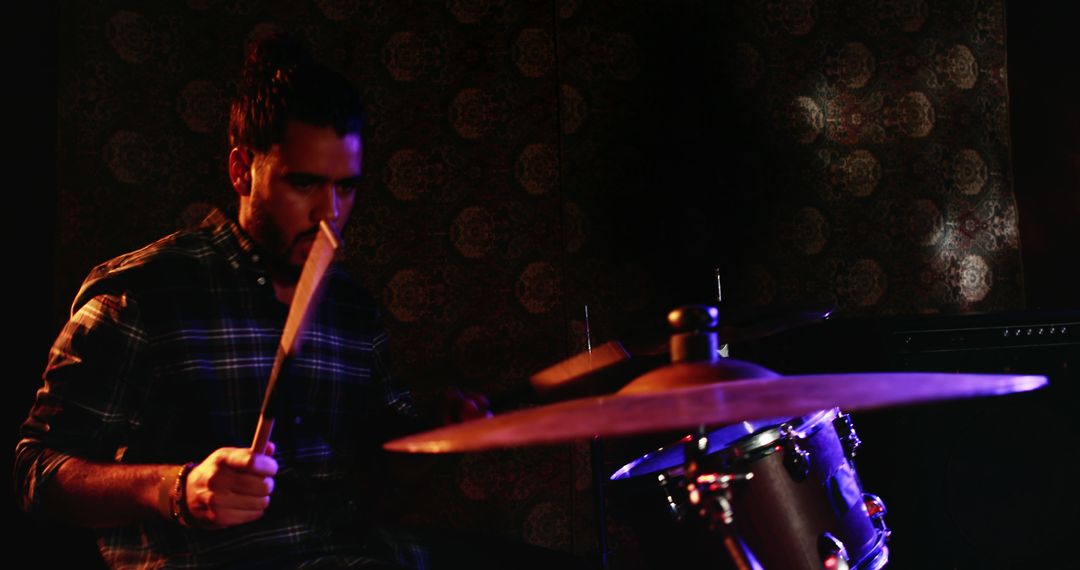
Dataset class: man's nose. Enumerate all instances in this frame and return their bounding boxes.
[314,185,341,224]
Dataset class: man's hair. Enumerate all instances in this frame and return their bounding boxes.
[228,33,366,151]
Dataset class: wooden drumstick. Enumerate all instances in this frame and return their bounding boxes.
[250,220,341,455]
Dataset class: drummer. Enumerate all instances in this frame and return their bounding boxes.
[15,33,490,568]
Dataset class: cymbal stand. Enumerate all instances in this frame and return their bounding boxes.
[682,427,763,570]
[667,305,762,568]
[582,305,610,570]
[715,270,729,358]
[591,436,609,570]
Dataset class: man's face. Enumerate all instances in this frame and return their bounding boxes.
[236,121,362,279]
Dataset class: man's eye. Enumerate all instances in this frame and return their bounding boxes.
[337,181,361,196]
[288,178,321,192]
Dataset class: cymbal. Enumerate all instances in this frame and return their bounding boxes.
[527,304,833,397]
[718,302,834,343]
[627,303,835,356]
[530,341,630,394]
[529,341,668,400]
[385,364,1047,453]
[617,358,777,395]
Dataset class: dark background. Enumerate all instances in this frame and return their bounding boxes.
[8,1,1078,568]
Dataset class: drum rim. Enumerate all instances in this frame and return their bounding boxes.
[610,408,841,481]
[854,529,890,570]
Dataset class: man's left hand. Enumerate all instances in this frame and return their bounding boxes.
[440,387,492,424]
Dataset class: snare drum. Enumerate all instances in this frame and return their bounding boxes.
[610,408,889,570]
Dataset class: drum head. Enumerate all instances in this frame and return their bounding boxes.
[609,409,839,481]
[609,416,789,480]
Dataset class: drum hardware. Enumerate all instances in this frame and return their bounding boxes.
[591,437,610,570]
[819,532,850,570]
[580,306,611,570]
[683,427,763,570]
[860,494,891,568]
[780,424,811,482]
[610,407,892,569]
[667,305,722,363]
[654,307,765,569]
[832,412,861,461]
[385,374,1039,568]
[862,494,888,528]
[715,269,730,358]
[386,304,1047,568]
[528,303,834,401]
[623,307,884,570]
[656,472,683,521]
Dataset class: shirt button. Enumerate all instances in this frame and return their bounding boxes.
[252,254,260,263]
[229,260,240,269]
[293,416,302,425]
[256,277,267,285]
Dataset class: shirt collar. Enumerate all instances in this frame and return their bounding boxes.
[200,208,265,270]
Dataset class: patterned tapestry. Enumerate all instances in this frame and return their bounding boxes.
[52,0,1022,567]
[711,0,1024,314]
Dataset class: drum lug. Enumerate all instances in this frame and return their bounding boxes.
[819,532,850,570]
[833,412,862,461]
[863,493,892,539]
[781,424,811,481]
[657,473,685,521]
[863,493,888,521]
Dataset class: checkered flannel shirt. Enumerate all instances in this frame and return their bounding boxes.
[16,210,418,568]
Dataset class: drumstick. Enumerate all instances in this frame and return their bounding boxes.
[250,220,341,455]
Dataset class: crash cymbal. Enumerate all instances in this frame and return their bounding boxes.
[530,340,630,394]
[616,357,777,394]
[529,341,668,400]
[716,302,834,327]
[527,304,834,399]
[633,303,836,354]
[385,365,1047,453]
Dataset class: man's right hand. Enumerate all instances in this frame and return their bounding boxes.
[184,443,278,528]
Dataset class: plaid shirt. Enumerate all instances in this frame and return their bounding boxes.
[16,210,417,568]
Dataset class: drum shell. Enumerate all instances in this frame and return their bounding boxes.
[720,413,879,569]
[608,410,887,570]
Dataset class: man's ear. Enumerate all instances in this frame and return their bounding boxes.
[228,147,254,196]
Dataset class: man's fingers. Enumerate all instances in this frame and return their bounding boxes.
[202,490,271,512]
[202,506,267,528]
[232,474,274,497]
[471,392,490,409]
[186,447,278,529]
[441,386,494,424]
[215,447,278,476]
[205,472,274,497]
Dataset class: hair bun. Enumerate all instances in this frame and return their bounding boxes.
[242,32,315,83]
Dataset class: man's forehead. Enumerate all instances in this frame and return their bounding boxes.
[258,121,363,169]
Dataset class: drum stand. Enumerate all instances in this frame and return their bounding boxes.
[681,427,764,570]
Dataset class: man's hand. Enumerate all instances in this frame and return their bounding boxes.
[185,443,277,528]
[440,387,493,424]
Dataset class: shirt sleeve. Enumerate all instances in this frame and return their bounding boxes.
[370,326,417,420]
[14,292,148,517]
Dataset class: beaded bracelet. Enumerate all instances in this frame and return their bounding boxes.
[169,462,197,528]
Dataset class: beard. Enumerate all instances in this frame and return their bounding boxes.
[246,199,317,285]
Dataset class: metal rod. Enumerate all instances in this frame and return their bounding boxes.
[584,304,592,354]
[590,437,609,570]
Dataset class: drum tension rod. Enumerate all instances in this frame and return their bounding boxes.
[682,427,763,570]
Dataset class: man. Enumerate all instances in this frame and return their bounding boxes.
[16,34,479,568]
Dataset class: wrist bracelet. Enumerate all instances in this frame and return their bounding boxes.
[169,462,197,528]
